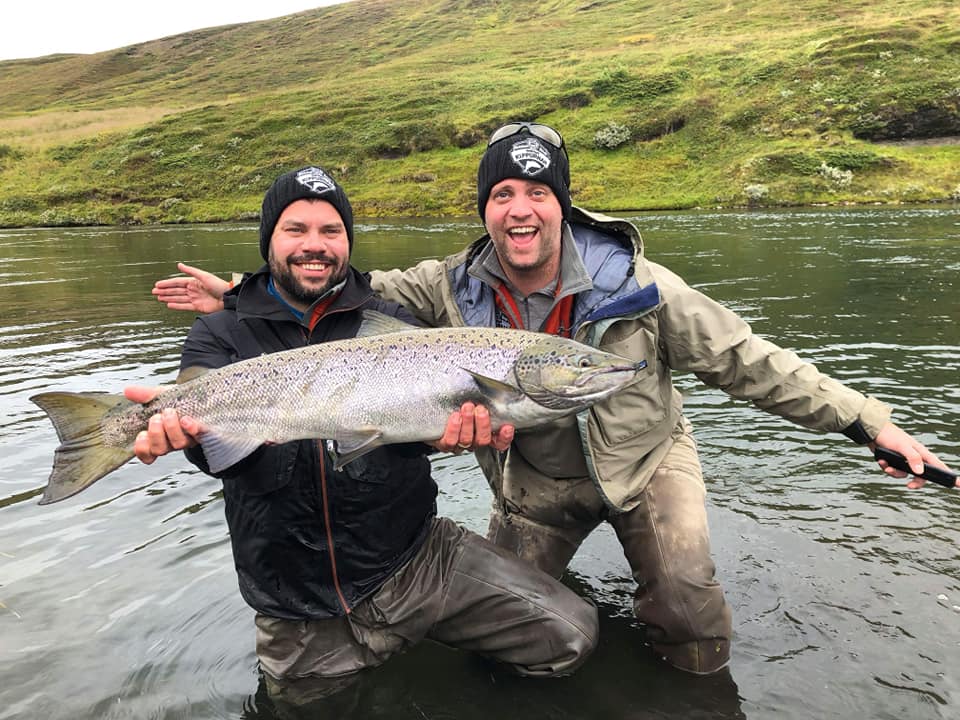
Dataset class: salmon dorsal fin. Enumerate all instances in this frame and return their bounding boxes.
[357,310,418,337]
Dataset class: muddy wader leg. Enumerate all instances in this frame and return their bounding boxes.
[609,429,732,674]
[428,519,598,676]
[487,457,604,579]
[261,671,364,716]
[255,614,371,709]
[486,507,592,579]
[259,516,598,697]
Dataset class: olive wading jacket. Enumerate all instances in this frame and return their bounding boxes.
[370,207,891,512]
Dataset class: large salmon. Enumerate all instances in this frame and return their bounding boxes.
[31,312,645,504]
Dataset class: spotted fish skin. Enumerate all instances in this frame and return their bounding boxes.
[31,314,645,504]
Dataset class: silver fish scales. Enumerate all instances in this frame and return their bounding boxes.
[31,312,646,504]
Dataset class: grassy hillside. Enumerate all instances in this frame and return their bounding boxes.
[1,0,959,227]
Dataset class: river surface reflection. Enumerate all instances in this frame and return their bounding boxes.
[0,206,958,719]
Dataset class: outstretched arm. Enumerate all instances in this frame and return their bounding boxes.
[153,262,229,313]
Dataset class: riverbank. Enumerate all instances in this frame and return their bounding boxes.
[1,0,959,228]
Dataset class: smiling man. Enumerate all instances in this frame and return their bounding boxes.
[131,165,599,708]
[482,178,564,292]
[368,122,952,677]
[259,167,353,318]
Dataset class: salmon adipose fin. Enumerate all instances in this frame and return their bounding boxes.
[30,392,136,504]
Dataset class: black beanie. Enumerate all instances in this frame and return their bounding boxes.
[477,132,571,222]
[259,166,354,260]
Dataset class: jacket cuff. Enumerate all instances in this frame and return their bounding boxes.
[842,420,873,444]
[841,395,891,444]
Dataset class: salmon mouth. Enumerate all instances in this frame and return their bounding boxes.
[572,360,646,389]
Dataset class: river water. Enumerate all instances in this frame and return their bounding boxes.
[0,207,958,719]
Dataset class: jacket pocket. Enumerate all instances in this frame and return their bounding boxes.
[339,450,391,486]
[224,442,301,497]
[591,326,668,445]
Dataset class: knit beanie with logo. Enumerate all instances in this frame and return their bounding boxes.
[259,166,354,260]
[476,133,571,222]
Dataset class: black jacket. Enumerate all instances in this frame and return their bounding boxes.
[181,265,437,619]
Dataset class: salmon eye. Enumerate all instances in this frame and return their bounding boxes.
[577,356,591,368]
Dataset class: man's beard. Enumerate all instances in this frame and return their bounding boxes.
[270,251,348,306]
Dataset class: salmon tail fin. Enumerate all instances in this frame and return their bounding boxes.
[30,392,136,505]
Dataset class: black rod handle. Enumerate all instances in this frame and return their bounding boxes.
[873,446,957,489]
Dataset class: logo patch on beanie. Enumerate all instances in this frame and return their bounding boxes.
[295,166,336,194]
[509,137,552,176]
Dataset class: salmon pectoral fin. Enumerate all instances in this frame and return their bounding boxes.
[462,369,525,406]
[199,432,264,474]
[330,431,384,470]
